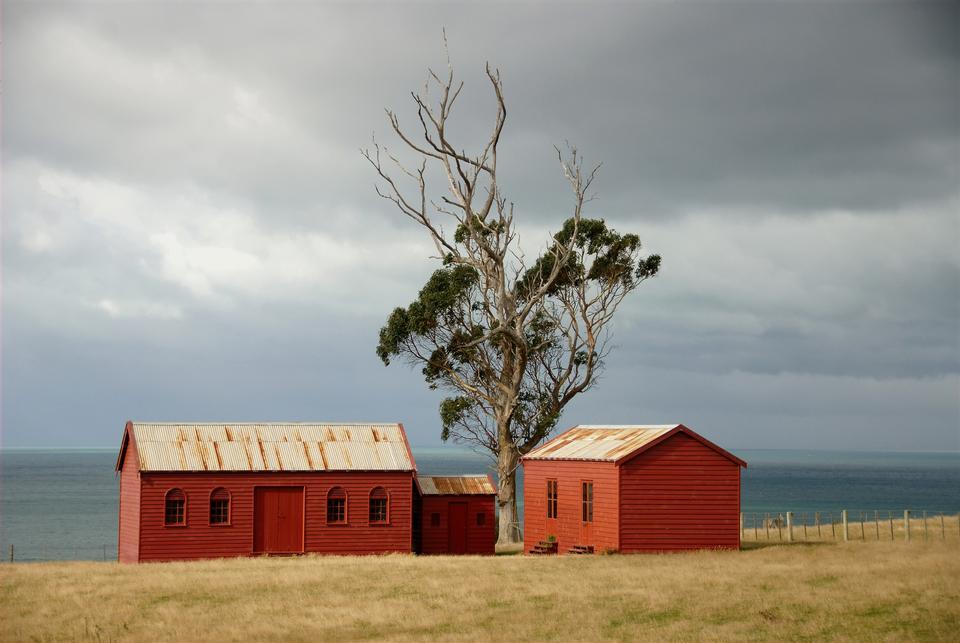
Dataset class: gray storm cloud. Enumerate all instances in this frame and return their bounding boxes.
[2,1,958,450]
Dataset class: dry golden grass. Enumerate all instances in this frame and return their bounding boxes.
[2,540,959,642]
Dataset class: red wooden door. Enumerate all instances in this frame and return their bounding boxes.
[448,502,468,554]
[254,487,304,554]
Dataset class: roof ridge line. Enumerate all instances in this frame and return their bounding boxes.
[130,421,402,426]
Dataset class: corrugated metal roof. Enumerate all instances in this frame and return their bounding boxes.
[418,475,496,495]
[523,425,680,462]
[126,423,415,472]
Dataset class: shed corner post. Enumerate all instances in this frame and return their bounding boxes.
[841,510,849,542]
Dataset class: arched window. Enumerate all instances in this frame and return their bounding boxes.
[369,487,389,524]
[165,489,186,526]
[327,487,347,524]
[210,488,230,525]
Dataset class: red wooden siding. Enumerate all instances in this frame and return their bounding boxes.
[619,432,741,552]
[118,434,141,563]
[522,460,619,554]
[135,471,414,562]
[418,495,495,555]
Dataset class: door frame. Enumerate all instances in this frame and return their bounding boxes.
[252,485,306,555]
[447,500,469,555]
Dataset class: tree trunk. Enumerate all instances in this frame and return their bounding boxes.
[496,440,521,545]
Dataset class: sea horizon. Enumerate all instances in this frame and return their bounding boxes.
[2,445,958,455]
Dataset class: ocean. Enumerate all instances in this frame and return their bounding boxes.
[1,447,957,561]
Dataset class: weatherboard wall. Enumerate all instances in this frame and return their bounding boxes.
[117,434,141,563]
[618,432,741,552]
[133,471,414,562]
[522,459,620,554]
[418,494,496,555]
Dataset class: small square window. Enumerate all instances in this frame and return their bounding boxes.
[430,512,441,527]
[210,488,229,525]
[210,499,229,524]
[476,512,486,526]
[165,489,185,526]
[327,498,346,523]
[369,487,389,523]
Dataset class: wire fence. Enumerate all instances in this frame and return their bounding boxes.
[740,510,960,543]
[2,543,118,563]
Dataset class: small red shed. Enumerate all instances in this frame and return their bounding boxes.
[116,421,418,563]
[415,475,496,555]
[522,424,746,554]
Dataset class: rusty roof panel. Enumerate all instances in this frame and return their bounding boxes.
[418,475,496,495]
[137,442,180,471]
[523,425,679,462]
[214,441,248,470]
[129,422,415,472]
[181,440,205,470]
[273,442,306,471]
[199,441,219,471]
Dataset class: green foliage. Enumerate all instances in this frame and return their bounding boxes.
[517,218,660,300]
[376,265,479,365]
[636,254,661,280]
[454,215,505,244]
[439,396,475,442]
[512,389,561,442]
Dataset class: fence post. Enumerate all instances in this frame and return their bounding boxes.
[860,512,866,541]
[7,544,12,563]
[923,511,928,541]
[765,513,770,541]
[786,512,794,542]
[904,510,910,542]
[840,510,848,541]
[941,514,946,540]
[889,511,894,540]
[874,510,880,540]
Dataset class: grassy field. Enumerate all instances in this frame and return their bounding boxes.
[2,540,959,642]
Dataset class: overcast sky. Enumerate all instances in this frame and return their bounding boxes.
[2,1,958,451]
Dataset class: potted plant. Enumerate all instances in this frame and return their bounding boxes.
[545,534,558,553]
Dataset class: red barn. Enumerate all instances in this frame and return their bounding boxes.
[523,424,746,554]
[415,475,496,555]
[116,421,417,563]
